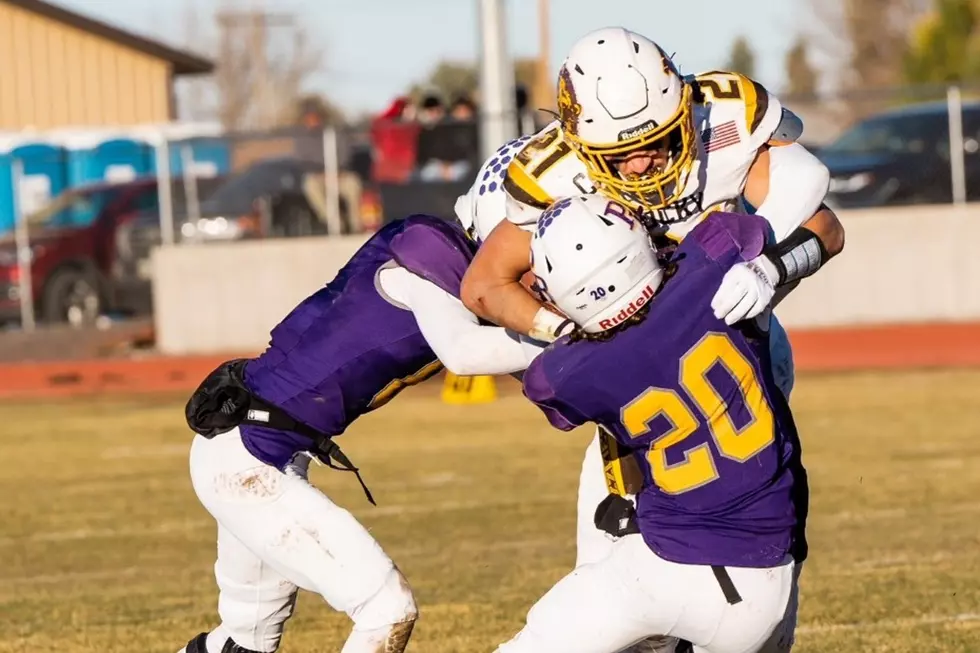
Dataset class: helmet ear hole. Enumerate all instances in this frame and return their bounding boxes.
[576,244,583,250]
[545,256,553,273]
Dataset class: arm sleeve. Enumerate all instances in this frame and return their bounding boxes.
[521,357,589,431]
[396,268,531,376]
[753,142,831,243]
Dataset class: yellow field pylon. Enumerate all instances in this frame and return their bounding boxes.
[441,373,497,404]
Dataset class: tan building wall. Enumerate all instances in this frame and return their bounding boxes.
[0,2,172,130]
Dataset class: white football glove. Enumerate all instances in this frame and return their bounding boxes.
[711,255,780,325]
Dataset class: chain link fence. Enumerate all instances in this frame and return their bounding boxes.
[784,82,980,207]
[2,85,978,333]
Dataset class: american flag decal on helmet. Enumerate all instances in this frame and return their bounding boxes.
[701,120,741,152]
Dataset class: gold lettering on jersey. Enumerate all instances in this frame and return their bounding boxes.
[620,333,776,496]
[515,128,561,167]
[557,67,582,134]
[599,427,630,497]
[368,360,444,411]
[695,72,745,103]
[531,141,573,178]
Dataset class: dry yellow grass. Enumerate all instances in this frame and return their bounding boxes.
[1,369,979,652]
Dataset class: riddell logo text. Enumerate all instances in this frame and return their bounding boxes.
[598,285,655,330]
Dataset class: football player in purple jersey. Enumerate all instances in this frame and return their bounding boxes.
[496,195,808,653]
[178,214,536,653]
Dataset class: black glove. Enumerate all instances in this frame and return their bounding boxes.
[593,493,640,538]
[185,359,253,438]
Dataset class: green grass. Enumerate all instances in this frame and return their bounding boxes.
[1,370,979,652]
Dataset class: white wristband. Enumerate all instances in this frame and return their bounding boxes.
[528,307,574,343]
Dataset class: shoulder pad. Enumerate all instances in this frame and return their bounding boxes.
[389,216,476,297]
[771,107,804,143]
[501,122,569,211]
[503,159,553,210]
[692,70,778,136]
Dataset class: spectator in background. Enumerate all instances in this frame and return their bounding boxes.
[514,84,537,136]
[416,94,479,182]
[449,96,480,173]
[417,94,446,125]
[370,96,420,183]
[451,96,476,121]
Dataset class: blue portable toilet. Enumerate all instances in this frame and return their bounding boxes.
[166,137,230,179]
[0,137,70,233]
[64,131,153,186]
[135,122,227,180]
[192,138,231,176]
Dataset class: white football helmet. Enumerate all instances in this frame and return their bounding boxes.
[530,194,664,333]
[556,27,697,213]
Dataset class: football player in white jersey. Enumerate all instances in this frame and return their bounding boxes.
[455,26,843,653]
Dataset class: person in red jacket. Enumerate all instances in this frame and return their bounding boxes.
[370,97,420,183]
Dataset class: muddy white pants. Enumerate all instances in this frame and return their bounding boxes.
[188,428,417,652]
[497,534,797,653]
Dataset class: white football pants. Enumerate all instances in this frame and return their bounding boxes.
[497,534,797,653]
[187,428,417,653]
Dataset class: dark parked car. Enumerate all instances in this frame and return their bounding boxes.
[191,157,346,239]
[819,100,980,208]
[125,158,351,255]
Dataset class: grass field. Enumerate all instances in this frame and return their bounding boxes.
[1,369,979,653]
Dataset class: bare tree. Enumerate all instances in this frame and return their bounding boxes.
[267,27,322,127]
[805,0,931,91]
[726,36,757,79]
[784,35,819,98]
[174,1,218,121]
[175,0,325,131]
[408,58,540,103]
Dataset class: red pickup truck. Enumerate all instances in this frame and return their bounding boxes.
[0,178,165,326]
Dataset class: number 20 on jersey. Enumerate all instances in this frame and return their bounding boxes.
[621,332,775,495]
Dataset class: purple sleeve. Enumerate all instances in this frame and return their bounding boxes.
[522,356,587,432]
[390,216,476,297]
[691,212,770,264]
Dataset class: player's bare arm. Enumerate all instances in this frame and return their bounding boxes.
[460,220,573,342]
[460,220,536,328]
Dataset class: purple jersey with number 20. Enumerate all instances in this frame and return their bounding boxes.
[523,212,808,568]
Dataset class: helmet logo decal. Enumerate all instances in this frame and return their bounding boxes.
[603,200,636,229]
[657,46,679,77]
[557,66,582,135]
[617,119,659,141]
[536,197,573,237]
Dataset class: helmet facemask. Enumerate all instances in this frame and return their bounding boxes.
[562,83,698,215]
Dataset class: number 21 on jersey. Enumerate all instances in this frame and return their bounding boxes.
[621,332,774,495]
